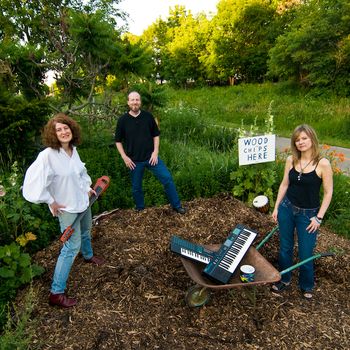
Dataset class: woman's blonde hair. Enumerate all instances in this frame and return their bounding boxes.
[291,124,320,164]
[42,113,81,150]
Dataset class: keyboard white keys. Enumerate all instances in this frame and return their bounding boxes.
[180,247,211,264]
[218,228,256,273]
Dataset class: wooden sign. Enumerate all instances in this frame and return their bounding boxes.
[238,135,276,166]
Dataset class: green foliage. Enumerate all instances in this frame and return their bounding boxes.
[0,162,58,250]
[0,286,37,347]
[161,139,235,201]
[111,36,154,91]
[0,243,43,303]
[268,0,350,95]
[0,242,44,333]
[325,174,350,238]
[213,0,282,83]
[230,163,276,204]
[165,84,350,148]
[0,89,50,166]
[230,101,277,204]
[160,101,236,152]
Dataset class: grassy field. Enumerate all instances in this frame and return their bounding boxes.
[164,82,350,148]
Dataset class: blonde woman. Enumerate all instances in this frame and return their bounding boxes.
[271,124,333,299]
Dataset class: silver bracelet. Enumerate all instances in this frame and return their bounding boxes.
[312,216,322,224]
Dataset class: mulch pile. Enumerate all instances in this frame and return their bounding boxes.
[19,194,349,349]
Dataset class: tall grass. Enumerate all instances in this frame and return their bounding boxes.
[164,83,350,148]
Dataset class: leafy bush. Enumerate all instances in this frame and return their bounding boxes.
[326,173,350,238]
[230,162,277,204]
[0,243,43,303]
[0,162,58,250]
[0,87,50,166]
[0,242,44,330]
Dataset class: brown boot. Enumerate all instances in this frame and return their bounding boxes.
[49,293,77,308]
[84,256,105,266]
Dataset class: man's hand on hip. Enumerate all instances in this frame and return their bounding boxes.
[123,156,136,170]
[149,152,158,166]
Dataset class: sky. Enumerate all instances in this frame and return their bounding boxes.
[45,1,219,84]
[118,0,219,35]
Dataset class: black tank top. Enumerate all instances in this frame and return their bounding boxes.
[286,163,322,209]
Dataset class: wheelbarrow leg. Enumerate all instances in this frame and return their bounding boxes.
[185,284,211,307]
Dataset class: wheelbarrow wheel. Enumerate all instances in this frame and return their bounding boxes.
[185,285,211,307]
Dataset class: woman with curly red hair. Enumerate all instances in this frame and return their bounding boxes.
[23,113,105,308]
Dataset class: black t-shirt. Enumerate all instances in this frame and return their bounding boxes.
[115,110,160,162]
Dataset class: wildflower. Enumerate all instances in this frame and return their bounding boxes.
[336,153,345,163]
[16,235,27,247]
[0,185,6,197]
[16,232,37,247]
[25,232,37,241]
[322,144,331,150]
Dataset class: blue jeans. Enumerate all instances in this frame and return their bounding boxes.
[130,158,181,210]
[277,197,319,292]
[51,208,93,294]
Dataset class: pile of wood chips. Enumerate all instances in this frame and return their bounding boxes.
[18,194,349,349]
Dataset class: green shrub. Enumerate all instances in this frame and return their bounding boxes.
[0,242,44,330]
[0,88,50,166]
[0,162,58,250]
[326,173,350,238]
[0,243,44,303]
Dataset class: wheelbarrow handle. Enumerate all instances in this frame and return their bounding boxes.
[279,252,335,276]
[320,252,336,257]
[255,225,279,251]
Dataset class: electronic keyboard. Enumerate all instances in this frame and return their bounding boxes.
[202,224,257,284]
[170,235,215,264]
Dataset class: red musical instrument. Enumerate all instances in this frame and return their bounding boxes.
[59,176,110,243]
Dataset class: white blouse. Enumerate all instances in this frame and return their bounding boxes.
[22,147,92,213]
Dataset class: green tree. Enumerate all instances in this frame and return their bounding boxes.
[0,0,128,163]
[142,6,215,87]
[165,10,209,87]
[141,18,172,84]
[268,0,350,95]
[210,0,282,83]
[0,0,125,108]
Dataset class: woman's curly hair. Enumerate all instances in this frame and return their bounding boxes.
[42,113,82,150]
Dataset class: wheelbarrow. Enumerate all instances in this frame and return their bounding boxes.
[180,226,334,307]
